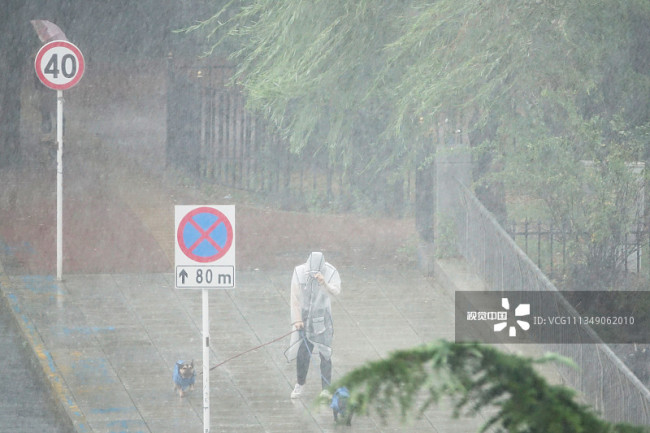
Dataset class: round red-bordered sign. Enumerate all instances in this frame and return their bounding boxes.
[176,207,233,263]
[35,40,85,91]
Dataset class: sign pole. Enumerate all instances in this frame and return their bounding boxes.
[33,40,85,281]
[174,205,235,433]
[56,89,63,281]
[202,288,210,433]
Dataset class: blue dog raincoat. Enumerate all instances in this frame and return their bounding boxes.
[331,387,351,424]
[173,360,196,391]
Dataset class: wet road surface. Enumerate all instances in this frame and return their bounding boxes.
[0,296,73,433]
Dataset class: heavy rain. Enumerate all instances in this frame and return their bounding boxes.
[0,1,649,432]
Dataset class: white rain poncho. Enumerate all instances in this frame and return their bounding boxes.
[286,252,341,361]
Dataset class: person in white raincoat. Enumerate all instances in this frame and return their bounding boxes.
[287,252,341,399]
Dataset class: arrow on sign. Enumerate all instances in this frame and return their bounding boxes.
[179,269,189,284]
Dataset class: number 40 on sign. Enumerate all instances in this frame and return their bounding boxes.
[35,40,85,91]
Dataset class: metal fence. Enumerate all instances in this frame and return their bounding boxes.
[166,59,411,213]
[455,180,650,426]
[166,60,344,204]
[168,62,297,190]
[506,219,647,279]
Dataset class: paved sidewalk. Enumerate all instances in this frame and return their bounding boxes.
[0,260,498,433]
[0,286,72,433]
[1,64,564,432]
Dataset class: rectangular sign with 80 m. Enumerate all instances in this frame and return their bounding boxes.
[176,265,235,289]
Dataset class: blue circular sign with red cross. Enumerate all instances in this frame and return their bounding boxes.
[176,207,233,263]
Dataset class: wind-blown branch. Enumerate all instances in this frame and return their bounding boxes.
[328,340,648,433]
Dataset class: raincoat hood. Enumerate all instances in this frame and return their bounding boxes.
[297,252,336,286]
[308,252,325,273]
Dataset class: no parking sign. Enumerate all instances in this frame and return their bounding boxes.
[175,205,235,433]
[175,205,235,289]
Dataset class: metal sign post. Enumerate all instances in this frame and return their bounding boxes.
[175,205,236,433]
[56,90,63,280]
[34,40,85,281]
[202,288,210,433]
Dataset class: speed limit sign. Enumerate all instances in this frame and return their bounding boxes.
[34,39,86,281]
[35,40,85,90]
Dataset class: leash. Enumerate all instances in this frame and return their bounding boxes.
[199,327,333,389]
[201,329,298,374]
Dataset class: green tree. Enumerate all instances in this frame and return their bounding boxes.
[183,3,650,428]
[486,0,650,287]
[327,340,648,432]
[496,119,647,287]
[188,1,649,248]
[185,0,447,236]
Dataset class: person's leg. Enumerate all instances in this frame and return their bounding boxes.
[319,353,332,390]
[296,339,313,385]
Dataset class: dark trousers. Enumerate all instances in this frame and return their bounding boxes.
[297,338,331,389]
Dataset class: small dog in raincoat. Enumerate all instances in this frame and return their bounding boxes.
[173,360,195,397]
[330,387,352,425]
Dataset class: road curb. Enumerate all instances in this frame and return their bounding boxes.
[0,261,88,433]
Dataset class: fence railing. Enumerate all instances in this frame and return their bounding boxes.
[506,219,647,278]
[166,61,345,203]
[454,180,650,426]
[165,59,411,214]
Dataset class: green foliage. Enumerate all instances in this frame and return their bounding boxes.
[181,0,422,215]
[188,0,404,155]
[495,114,647,286]
[185,0,650,163]
[186,1,650,272]
[472,0,650,285]
[330,340,648,432]
[435,213,459,259]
